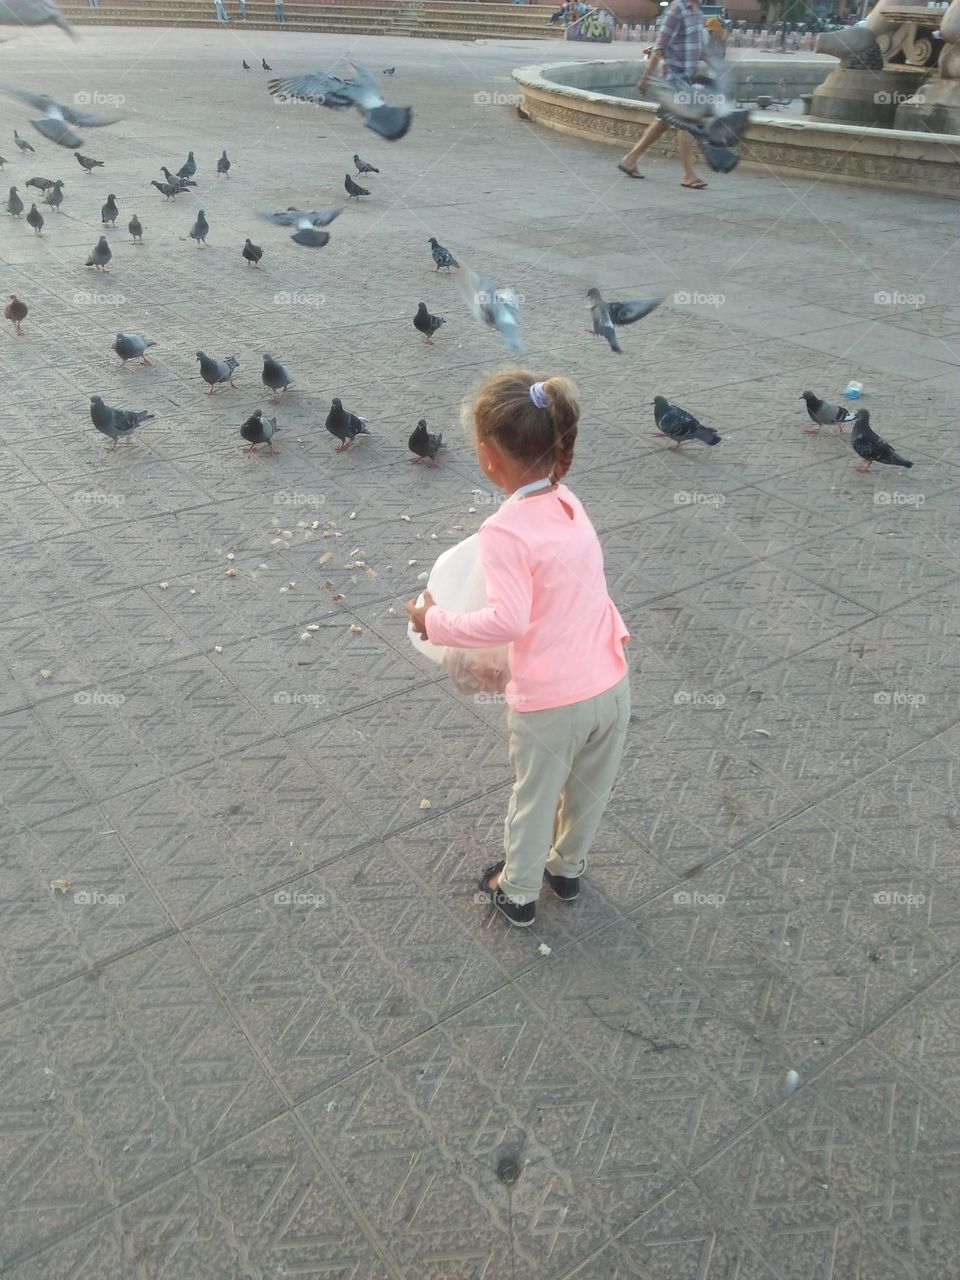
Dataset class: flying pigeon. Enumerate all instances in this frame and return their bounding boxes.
[161,165,194,188]
[353,152,378,174]
[75,152,103,172]
[408,418,443,465]
[261,353,293,401]
[217,149,230,176]
[325,397,369,452]
[25,175,55,191]
[241,409,280,455]
[89,394,154,450]
[42,179,63,210]
[652,395,720,448]
[151,180,180,200]
[261,57,272,71]
[258,205,340,247]
[428,236,458,271]
[800,390,855,434]
[5,88,121,148]
[413,302,444,344]
[647,49,751,173]
[85,234,111,271]
[128,213,143,242]
[188,209,209,246]
[4,294,27,335]
[463,267,522,353]
[13,128,34,152]
[586,287,662,353]
[177,151,196,179]
[0,0,73,36]
[101,193,118,225]
[6,185,23,216]
[113,332,155,366]
[196,351,239,394]
[242,59,251,70]
[344,173,369,199]
[851,409,912,472]
[25,201,43,234]
[242,237,262,267]
[268,61,412,141]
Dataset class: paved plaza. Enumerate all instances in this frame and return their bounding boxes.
[1,22,958,1280]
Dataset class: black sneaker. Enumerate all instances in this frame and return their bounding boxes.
[477,861,536,928]
[543,868,580,900]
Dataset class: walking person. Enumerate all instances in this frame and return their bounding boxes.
[275,0,285,21]
[407,371,630,928]
[618,0,708,188]
[238,0,246,16]
[213,0,228,18]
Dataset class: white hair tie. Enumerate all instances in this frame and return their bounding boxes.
[529,381,551,410]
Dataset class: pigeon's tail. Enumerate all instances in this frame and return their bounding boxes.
[695,426,722,446]
[364,104,412,141]
[32,118,81,148]
[887,452,913,469]
[292,228,330,248]
[700,144,739,174]
[705,110,751,147]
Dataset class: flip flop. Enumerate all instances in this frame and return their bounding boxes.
[617,163,645,179]
[681,179,708,189]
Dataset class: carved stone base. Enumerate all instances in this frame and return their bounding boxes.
[811,67,926,126]
[895,77,960,134]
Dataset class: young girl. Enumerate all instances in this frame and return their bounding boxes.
[406,371,630,927]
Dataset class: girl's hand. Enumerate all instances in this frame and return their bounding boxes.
[406,591,435,639]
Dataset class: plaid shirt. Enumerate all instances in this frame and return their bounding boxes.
[655,0,705,79]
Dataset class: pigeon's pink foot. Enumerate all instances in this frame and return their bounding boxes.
[856,463,871,472]
[411,456,424,464]
[207,386,216,395]
[140,357,152,365]
[268,446,278,455]
[243,443,257,452]
[668,443,682,451]
[802,427,820,434]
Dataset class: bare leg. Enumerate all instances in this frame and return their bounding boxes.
[620,117,668,171]
[677,132,704,186]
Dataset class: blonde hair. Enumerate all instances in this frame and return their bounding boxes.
[467,370,580,482]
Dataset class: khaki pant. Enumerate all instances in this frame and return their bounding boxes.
[499,675,630,904]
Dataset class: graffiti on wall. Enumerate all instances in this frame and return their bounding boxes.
[566,7,615,41]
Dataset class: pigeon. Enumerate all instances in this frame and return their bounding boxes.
[151,180,180,201]
[188,209,209,246]
[177,151,196,179]
[428,236,458,271]
[800,389,855,434]
[196,351,239,394]
[586,287,662,353]
[261,57,272,71]
[242,237,262,267]
[161,165,194,188]
[0,0,73,36]
[242,59,251,70]
[268,61,412,141]
[41,178,64,210]
[382,66,395,75]
[241,409,280,455]
[0,155,7,167]
[25,175,55,191]
[85,234,111,271]
[408,419,443,465]
[259,205,340,247]
[128,213,143,242]
[217,149,230,176]
[4,294,27,335]
[6,185,23,217]
[261,353,292,401]
[344,173,369,199]
[89,394,154,450]
[13,129,34,153]
[25,201,43,234]
[463,267,522,353]
[850,409,912,472]
[75,152,104,172]
[651,395,721,448]
[413,302,444,344]
[647,49,751,173]
[113,332,155,366]
[325,397,369,452]
[353,152,378,175]
[5,88,121,148]
[101,193,118,225]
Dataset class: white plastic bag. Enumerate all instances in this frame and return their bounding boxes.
[407,533,510,694]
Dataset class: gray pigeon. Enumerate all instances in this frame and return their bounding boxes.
[13,128,34,153]
[408,418,443,466]
[428,237,458,271]
[6,185,23,217]
[196,350,239,394]
[26,201,43,234]
[344,173,369,199]
[75,152,103,172]
[851,409,912,472]
[85,235,111,271]
[242,238,262,267]
[89,395,154,450]
[0,0,73,36]
[177,151,196,179]
[463,267,522,353]
[161,165,194,188]
[42,179,64,210]
[258,205,340,248]
[267,61,412,141]
[652,395,720,448]
[188,209,209,246]
[6,88,121,149]
[113,332,155,366]
[800,390,855,434]
[151,180,180,201]
[101,193,119,226]
[413,302,444,344]
[325,397,369,453]
[217,150,230,176]
[128,213,143,242]
[25,175,55,191]
[353,153,378,174]
[241,409,280,455]
[586,287,662,353]
[261,354,293,402]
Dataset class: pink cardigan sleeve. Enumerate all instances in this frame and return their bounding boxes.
[424,522,532,649]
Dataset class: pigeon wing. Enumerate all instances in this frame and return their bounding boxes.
[608,297,662,326]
